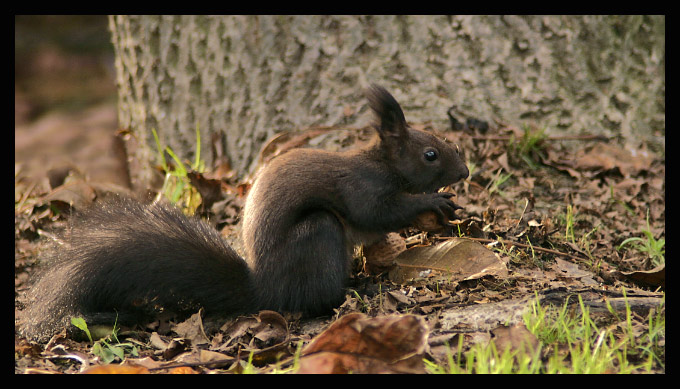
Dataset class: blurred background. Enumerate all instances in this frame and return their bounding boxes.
[15,15,124,186]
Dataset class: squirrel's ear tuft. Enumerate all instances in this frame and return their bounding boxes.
[366,84,408,140]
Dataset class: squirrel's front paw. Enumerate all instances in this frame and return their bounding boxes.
[425,192,463,226]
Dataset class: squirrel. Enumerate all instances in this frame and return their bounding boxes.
[18,85,469,341]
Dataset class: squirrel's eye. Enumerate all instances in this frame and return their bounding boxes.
[424,149,438,162]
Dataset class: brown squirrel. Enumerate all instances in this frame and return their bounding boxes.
[19,85,469,341]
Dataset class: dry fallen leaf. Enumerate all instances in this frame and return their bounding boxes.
[168,366,199,374]
[172,310,210,346]
[298,313,429,374]
[388,238,507,284]
[215,310,290,366]
[553,258,599,286]
[573,143,654,177]
[82,364,149,374]
[162,338,191,361]
[187,170,224,210]
[43,179,97,210]
[620,264,665,288]
[491,322,539,354]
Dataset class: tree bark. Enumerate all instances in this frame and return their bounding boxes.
[108,15,664,189]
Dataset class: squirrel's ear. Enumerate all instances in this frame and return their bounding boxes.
[367,84,409,141]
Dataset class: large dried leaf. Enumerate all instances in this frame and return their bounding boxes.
[388,238,507,284]
[298,313,428,374]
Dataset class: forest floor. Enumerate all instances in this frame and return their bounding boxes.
[15,101,665,373]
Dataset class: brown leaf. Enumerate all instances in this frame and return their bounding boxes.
[491,322,539,354]
[187,170,223,210]
[148,332,168,350]
[163,338,191,361]
[172,310,210,346]
[573,143,654,177]
[168,366,199,374]
[553,258,598,285]
[388,238,507,284]
[215,310,290,366]
[82,364,149,374]
[621,264,665,288]
[43,179,96,210]
[497,152,511,173]
[299,313,428,374]
[251,310,289,346]
[196,349,232,369]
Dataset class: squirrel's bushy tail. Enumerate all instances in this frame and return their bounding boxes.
[19,196,255,341]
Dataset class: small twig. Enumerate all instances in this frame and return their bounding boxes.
[461,134,609,142]
[438,236,589,262]
[516,198,529,230]
[147,357,237,372]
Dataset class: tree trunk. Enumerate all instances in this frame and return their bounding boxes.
[108,15,664,189]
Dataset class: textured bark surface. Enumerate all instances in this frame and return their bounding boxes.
[109,15,664,187]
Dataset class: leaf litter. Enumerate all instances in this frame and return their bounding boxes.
[15,114,664,373]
